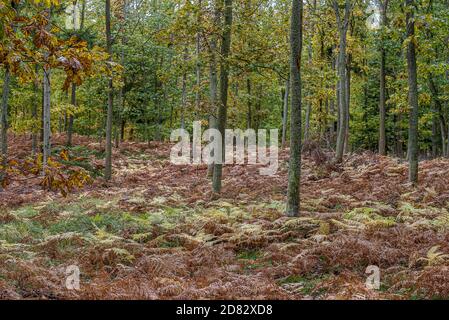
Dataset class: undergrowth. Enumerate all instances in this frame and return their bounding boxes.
[2,138,449,299]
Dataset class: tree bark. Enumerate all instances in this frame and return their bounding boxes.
[286,0,303,217]
[195,0,202,121]
[440,118,447,157]
[304,103,311,141]
[104,0,114,180]
[428,76,447,158]
[0,68,11,188]
[281,75,290,147]
[378,0,389,155]
[41,8,52,174]
[42,66,51,174]
[66,0,85,147]
[431,111,438,158]
[207,4,218,177]
[344,53,351,152]
[181,48,188,130]
[67,83,75,146]
[32,67,39,156]
[304,26,313,142]
[246,78,252,129]
[116,0,127,148]
[333,0,350,163]
[447,55,449,157]
[212,0,233,194]
[405,0,419,184]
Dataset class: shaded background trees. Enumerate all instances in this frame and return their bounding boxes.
[0,0,448,189]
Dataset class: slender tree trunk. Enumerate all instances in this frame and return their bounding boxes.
[304,32,313,142]
[253,85,262,135]
[396,113,404,158]
[207,3,219,177]
[206,115,216,177]
[330,48,337,145]
[447,55,449,157]
[304,103,311,141]
[195,0,202,120]
[405,0,419,184]
[329,97,335,143]
[335,35,347,162]
[440,118,447,157]
[40,84,44,145]
[246,78,252,129]
[116,0,127,148]
[446,115,449,158]
[428,76,446,157]
[324,98,330,145]
[378,0,389,155]
[333,0,350,163]
[42,66,51,174]
[244,78,252,150]
[145,105,150,145]
[104,0,114,180]
[66,0,85,147]
[32,68,39,156]
[344,54,351,152]
[59,113,64,133]
[431,111,438,158]
[80,0,86,29]
[120,119,126,141]
[281,75,290,147]
[286,0,303,217]
[41,8,52,174]
[0,68,11,188]
[67,83,75,146]
[154,56,164,142]
[212,0,233,194]
[181,48,188,130]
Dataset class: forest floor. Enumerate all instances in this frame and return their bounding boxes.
[2,134,449,299]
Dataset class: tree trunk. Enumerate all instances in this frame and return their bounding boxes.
[428,76,446,157]
[304,103,311,141]
[431,111,438,158]
[195,0,202,120]
[405,0,419,184]
[447,117,449,158]
[207,1,219,177]
[344,54,351,153]
[120,119,126,141]
[0,68,10,188]
[116,0,127,148]
[286,0,303,217]
[104,0,114,180]
[245,77,252,149]
[333,0,350,163]
[440,118,447,157]
[245,78,251,129]
[32,67,39,156]
[42,66,51,174]
[447,56,449,157]
[67,83,75,146]
[41,8,52,174]
[65,0,85,148]
[181,48,188,130]
[304,32,313,142]
[212,0,233,194]
[281,75,290,147]
[253,85,262,134]
[378,0,389,155]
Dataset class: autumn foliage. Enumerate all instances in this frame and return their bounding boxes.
[1,136,449,299]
